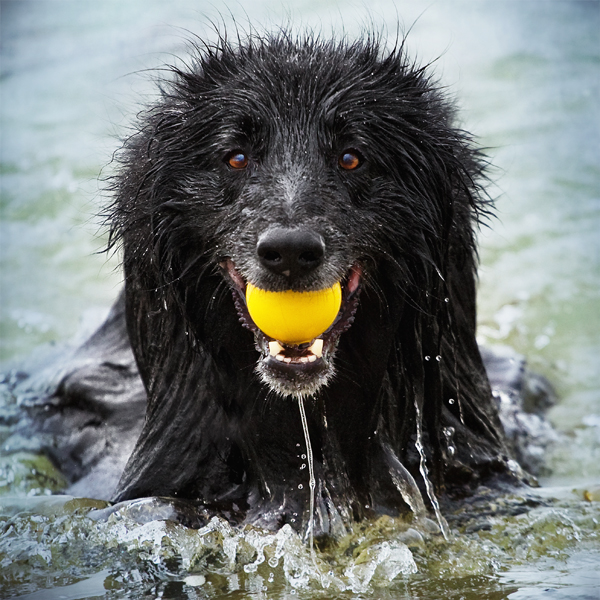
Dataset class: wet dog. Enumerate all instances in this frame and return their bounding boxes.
[30,31,527,536]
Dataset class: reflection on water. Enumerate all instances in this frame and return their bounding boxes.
[1,0,599,598]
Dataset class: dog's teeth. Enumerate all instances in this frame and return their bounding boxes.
[309,339,324,358]
[269,341,285,356]
[299,356,309,364]
[308,354,317,363]
[275,354,285,362]
[283,357,292,364]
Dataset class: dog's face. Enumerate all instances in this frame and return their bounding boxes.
[122,39,463,399]
[220,150,365,398]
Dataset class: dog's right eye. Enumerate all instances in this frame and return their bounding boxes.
[226,151,249,170]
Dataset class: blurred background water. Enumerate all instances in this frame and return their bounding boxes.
[1,1,599,598]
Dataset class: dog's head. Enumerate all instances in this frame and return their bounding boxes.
[112,33,486,400]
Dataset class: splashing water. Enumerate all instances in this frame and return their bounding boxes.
[297,398,316,559]
[413,400,450,540]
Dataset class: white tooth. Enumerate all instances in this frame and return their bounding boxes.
[308,354,317,362]
[283,357,292,364]
[309,338,324,358]
[300,356,309,364]
[269,341,284,356]
[275,354,285,362]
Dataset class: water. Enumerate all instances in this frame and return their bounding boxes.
[297,399,316,557]
[413,400,450,541]
[1,1,599,598]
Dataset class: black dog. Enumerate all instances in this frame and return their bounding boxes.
[31,31,523,536]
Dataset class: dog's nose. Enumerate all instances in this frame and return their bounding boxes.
[257,227,325,279]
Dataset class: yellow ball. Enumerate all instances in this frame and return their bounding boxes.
[246,282,342,345]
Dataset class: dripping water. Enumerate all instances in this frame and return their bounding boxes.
[382,443,427,519]
[297,398,316,560]
[413,400,450,540]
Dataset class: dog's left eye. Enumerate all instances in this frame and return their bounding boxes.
[227,151,249,169]
[338,150,361,170]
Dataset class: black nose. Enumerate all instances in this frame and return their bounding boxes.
[257,227,325,280]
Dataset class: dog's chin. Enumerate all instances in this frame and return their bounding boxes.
[256,356,334,399]
[222,260,362,399]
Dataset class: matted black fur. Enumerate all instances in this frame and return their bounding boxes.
[103,30,517,533]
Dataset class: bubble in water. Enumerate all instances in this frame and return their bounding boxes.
[298,484,303,489]
[448,398,455,405]
[435,355,441,362]
[444,297,450,303]
[424,355,431,361]
[300,464,306,470]
[301,454,306,460]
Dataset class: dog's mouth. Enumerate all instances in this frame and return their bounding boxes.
[221,260,362,397]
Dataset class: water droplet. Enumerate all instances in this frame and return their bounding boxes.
[448,398,455,405]
[300,464,306,470]
[424,355,431,361]
[298,483,303,489]
[443,426,455,439]
[301,454,306,460]
[435,355,441,362]
[365,504,370,509]
[444,297,450,303]
[447,445,456,457]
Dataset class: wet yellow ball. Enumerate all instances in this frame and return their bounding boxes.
[245,282,342,345]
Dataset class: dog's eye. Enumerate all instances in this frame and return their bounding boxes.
[338,150,361,171]
[227,151,249,169]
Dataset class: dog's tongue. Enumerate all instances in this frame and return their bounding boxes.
[245,282,342,345]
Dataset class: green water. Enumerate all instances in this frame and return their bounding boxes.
[1,1,599,598]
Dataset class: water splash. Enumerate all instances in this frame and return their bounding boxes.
[413,400,450,540]
[343,541,417,593]
[297,398,316,559]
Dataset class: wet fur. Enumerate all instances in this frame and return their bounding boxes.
[101,31,517,533]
